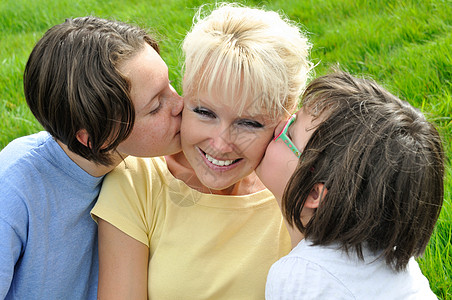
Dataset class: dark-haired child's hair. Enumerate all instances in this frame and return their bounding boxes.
[283,71,445,271]
[24,16,159,165]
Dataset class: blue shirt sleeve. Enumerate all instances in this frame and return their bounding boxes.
[0,215,25,298]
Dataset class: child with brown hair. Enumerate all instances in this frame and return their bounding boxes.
[0,16,182,299]
[257,71,444,299]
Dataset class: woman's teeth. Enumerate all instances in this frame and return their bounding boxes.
[205,153,235,166]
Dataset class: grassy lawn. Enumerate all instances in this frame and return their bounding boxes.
[1,0,450,298]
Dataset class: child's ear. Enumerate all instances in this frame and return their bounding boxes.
[305,183,327,209]
[76,129,90,148]
[77,129,113,150]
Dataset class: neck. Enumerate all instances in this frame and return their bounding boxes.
[275,195,305,248]
[56,140,123,177]
[286,223,304,248]
[166,152,266,196]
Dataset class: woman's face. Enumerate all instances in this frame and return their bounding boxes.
[256,108,317,200]
[181,91,276,191]
[116,44,183,157]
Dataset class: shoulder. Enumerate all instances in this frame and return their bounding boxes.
[1,131,50,151]
[266,252,354,299]
[109,156,167,176]
[98,156,169,210]
[266,240,355,299]
[0,131,48,240]
[93,157,170,245]
[398,258,438,299]
[105,156,168,186]
[0,132,53,207]
[0,132,52,174]
[268,240,340,279]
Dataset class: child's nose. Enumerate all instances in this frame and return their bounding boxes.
[169,86,183,116]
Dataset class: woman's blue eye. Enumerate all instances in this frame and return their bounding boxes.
[237,120,263,128]
[193,107,216,118]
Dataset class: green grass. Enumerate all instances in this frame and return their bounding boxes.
[1,0,451,298]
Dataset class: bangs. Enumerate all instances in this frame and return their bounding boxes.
[181,2,311,120]
[183,41,287,119]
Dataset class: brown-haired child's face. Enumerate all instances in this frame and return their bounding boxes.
[256,107,318,201]
[116,44,183,157]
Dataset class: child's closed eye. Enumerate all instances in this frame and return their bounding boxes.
[149,99,162,115]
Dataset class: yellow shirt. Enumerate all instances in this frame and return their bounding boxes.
[91,156,291,299]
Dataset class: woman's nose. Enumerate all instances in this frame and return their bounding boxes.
[209,126,235,154]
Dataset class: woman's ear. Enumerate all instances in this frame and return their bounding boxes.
[305,183,327,209]
[76,129,90,148]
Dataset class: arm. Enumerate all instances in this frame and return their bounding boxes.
[97,218,149,300]
[0,181,28,299]
[0,218,21,298]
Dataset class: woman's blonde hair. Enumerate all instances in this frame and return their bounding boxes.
[182,3,313,119]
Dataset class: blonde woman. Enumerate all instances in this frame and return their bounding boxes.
[92,3,313,299]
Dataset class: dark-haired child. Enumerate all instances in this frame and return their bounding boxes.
[257,71,444,299]
[0,16,182,299]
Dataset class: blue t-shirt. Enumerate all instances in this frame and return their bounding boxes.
[0,132,103,299]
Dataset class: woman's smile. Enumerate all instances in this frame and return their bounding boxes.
[198,147,243,170]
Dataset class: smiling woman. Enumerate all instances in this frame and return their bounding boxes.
[91,3,313,299]
[179,93,275,194]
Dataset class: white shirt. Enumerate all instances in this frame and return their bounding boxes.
[266,239,437,299]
